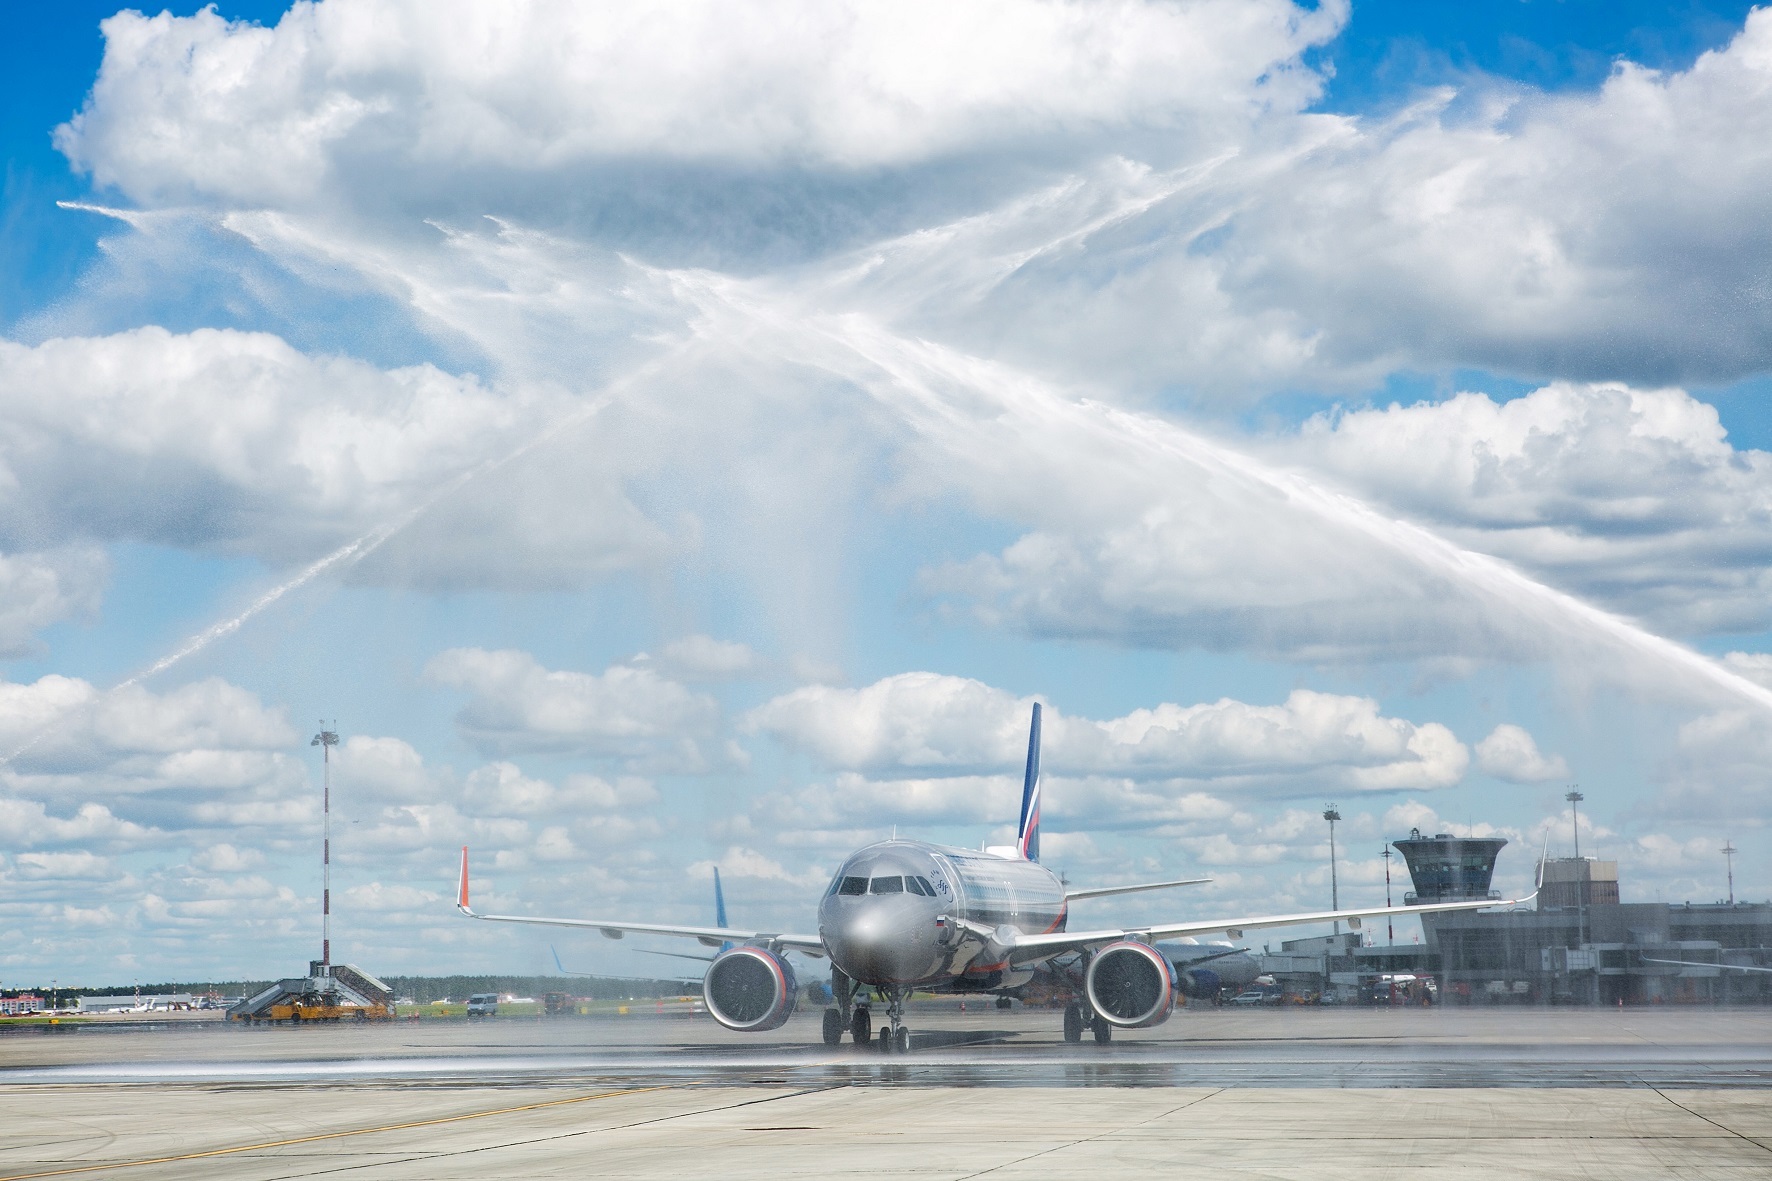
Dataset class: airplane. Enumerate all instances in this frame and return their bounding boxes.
[457,702,1538,1052]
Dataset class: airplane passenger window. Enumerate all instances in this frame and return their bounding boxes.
[870,876,905,894]
[837,876,868,895]
[913,876,936,896]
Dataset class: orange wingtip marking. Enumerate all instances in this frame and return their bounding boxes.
[458,846,470,908]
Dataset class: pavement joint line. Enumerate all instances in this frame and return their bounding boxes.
[241,1082,860,1181]
[0,1085,674,1181]
[948,1087,1226,1180]
[1646,1085,1772,1158]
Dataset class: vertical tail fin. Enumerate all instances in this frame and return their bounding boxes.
[1017,703,1042,861]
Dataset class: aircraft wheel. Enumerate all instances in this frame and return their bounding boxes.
[1092,1013,1112,1045]
[877,1026,892,1052]
[894,1026,911,1054]
[995,995,1013,1010]
[822,1008,844,1047]
[851,1007,871,1046]
[1063,1003,1083,1043]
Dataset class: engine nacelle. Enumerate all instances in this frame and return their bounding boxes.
[703,946,798,1032]
[1085,941,1176,1028]
[1177,967,1222,1000]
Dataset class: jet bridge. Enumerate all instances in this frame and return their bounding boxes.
[229,962,394,1024]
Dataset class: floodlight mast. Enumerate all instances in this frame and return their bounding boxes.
[1723,841,1737,905]
[312,724,340,974]
[1323,804,1342,935]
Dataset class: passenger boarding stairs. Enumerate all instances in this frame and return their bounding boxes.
[228,963,394,1024]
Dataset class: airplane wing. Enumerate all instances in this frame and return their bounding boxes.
[1002,891,1537,965]
[1641,956,1772,974]
[455,847,825,956]
[1065,876,1212,901]
[637,948,720,964]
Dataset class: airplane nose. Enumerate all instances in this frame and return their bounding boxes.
[827,902,927,985]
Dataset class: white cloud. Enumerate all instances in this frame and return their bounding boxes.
[190,843,265,872]
[426,647,722,767]
[1722,652,1772,687]
[0,548,108,658]
[59,1,1339,207]
[1474,724,1571,784]
[748,672,1469,792]
[13,851,116,881]
[645,634,761,681]
[1291,383,1772,636]
[0,799,156,850]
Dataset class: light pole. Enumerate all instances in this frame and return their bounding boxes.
[1723,841,1737,905]
[1324,804,1342,935]
[312,724,340,975]
[1564,788,1587,988]
[1382,845,1395,946]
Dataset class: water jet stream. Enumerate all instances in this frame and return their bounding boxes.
[668,268,1772,718]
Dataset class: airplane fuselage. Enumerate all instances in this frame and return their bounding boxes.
[818,839,1067,988]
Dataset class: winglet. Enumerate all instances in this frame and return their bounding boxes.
[714,866,728,929]
[1017,702,1042,862]
[551,945,567,974]
[457,846,474,915]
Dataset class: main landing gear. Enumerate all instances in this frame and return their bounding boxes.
[822,1007,845,1046]
[850,1005,871,1047]
[1063,1002,1112,1045]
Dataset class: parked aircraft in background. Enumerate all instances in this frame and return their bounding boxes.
[458,704,1537,1052]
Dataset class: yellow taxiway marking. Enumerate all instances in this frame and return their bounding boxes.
[0,1086,672,1181]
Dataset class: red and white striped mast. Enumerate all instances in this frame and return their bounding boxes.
[311,723,339,975]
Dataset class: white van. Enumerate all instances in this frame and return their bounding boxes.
[466,993,499,1019]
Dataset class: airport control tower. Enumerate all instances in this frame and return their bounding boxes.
[1393,828,1507,906]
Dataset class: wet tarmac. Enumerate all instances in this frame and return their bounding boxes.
[2,1002,1768,1089]
[2,1007,1769,1178]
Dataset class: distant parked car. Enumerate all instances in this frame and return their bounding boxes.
[466,993,499,1019]
[1230,990,1282,1006]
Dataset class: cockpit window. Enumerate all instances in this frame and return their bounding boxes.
[870,876,905,894]
[910,876,937,896]
[836,876,868,896]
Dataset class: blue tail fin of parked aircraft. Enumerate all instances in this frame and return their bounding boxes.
[1017,703,1041,862]
[714,866,727,931]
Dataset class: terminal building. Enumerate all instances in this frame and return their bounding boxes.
[1257,828,1772,1004]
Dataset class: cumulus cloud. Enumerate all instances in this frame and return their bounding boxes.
[1474,724,1571,784]
[748,671,1470,792]
[58,1,1338,207]
[190,843,265,872]
[426,647,722,767]
[0,548,108,657]
[643,635,761,682]
[1291,383,1772,636]
[0,327,679,588]
[0,674,295,772]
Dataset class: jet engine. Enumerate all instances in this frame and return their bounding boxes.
[1085,941,1175,1028]
[1176,967,1222,1000]
[703,946,798,1032]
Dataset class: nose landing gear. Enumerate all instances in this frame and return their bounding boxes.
[874,988,912,1054]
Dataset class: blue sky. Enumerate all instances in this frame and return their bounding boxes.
[1,0,1770,984]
